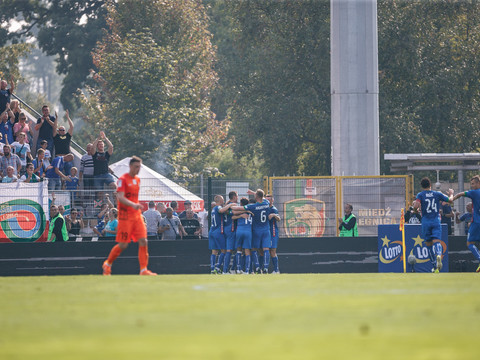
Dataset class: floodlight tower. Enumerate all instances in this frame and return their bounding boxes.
[330,0,380,176]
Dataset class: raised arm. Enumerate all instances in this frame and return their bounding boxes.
[52,111,58,137]
[65,110,74,135]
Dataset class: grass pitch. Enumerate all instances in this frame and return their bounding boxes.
[1,273,479,360]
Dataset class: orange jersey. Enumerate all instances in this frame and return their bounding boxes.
[117,173,142,220]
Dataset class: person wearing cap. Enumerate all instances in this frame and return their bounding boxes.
[178,200,198,219]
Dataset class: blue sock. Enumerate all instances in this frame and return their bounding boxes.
[216,252,225,269]
[245,255,251,273]
[210,254,216,271]
[223,252,232,273]
[427,244,436,268]
[231,252,237,271]
[236,252,242,271]
[272,256,279,272]
[252,251,260,270]
[263,251,270,270]
[241,254,246,270]
[468,244,480,261]
[434,242,443,257]
[259,255,264,268]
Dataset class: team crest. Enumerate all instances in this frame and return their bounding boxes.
[284,198,325,237]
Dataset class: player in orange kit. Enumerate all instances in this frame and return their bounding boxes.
[102,156,157,275]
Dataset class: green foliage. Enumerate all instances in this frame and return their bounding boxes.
[0,0,108,111]
[0,43,31,81]
[81,0,229,177]
[209,0,331,176]
[379,0,480,173]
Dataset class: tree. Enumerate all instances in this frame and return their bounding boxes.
[0,0,107,110]
[80,0,229,178]
[378,0,480,173]
[209,0,331,176]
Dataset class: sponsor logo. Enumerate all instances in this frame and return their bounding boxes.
[284,198,325,237]
[378,235,403,264]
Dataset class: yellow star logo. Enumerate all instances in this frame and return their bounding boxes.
[381,236,390,247]
[412,235,424,247]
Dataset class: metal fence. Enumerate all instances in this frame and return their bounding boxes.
[0,175,412,242]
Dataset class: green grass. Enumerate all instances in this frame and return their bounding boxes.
[1,274,479,360]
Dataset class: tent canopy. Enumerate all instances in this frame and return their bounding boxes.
[109,157,204,211]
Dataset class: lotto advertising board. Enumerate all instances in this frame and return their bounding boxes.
[0,182,50,243]
[378,224,449,272]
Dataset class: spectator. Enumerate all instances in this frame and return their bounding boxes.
[0,77,14,115]
[47,205,68,242]
[13,112,33,144]
[93,203,110,237]
[157,202,166,217]
[19,163,40,183]
[58,205,66,217]
[197,206,209,238]
[178,200,198,219]
[456,202,473,235]
[34,105,56,153]
[10,132,31,175]
[143,201,162,238]
[0,133,4,155]
[32,148,48,179]
[158,207,185,240]
[53,110,74,175]
[92,131,116,190]
[79,143,94,190]
[180,209,202,239]
[440,201,454,235]
[9,99,20,124]
[65,167,79,204]
[45,153,73,191]
[405,204,421,224]
[1,166,17,183]
[171,200,179,216]
[0,104,15,145]
[102,208,118,237]
[65,208,84,237]
[0,144,21,178]
[39,139,52,167]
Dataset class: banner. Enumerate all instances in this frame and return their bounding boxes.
[378,224,449,272]
[0,182,49,243]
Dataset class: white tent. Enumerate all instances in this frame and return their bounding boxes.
[109,157,204,211]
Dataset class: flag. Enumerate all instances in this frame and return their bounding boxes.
[399,208,405,232]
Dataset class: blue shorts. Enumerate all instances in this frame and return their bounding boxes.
[467,222,480,242]
[421,220,442,242]
[225,231,236,250]
[209,229,225,250]
[271,234,279,249]
[252,228,271,249]
[235,229,252,249]
[94,173,115,189]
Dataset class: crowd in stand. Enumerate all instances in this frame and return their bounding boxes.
[0,78,211,240]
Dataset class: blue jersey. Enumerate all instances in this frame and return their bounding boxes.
[210,205,224,233]
[416,190,449,221]
[223,203,236,233]
[236,213,253,231]
[268,205,279,237]
[244,199,270,231]
[465,189,480,224]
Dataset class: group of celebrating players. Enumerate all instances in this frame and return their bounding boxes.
[208,189,281,274]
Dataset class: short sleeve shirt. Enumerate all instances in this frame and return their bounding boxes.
[93,151,110,175]
[117,173,141,220]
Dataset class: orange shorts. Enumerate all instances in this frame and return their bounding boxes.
[115,217,147,243]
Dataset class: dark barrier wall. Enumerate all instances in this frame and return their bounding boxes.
[0,236,477,276]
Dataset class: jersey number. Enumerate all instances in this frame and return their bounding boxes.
[425,199,438,213]
[211,215,217,227]
[261,210,266,223]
